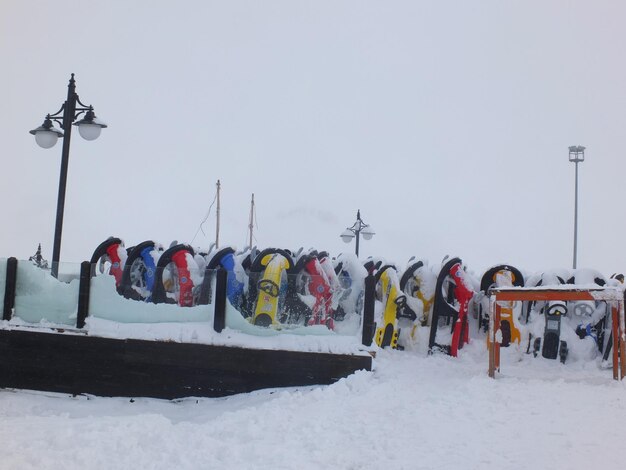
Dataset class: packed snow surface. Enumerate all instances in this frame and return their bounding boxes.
[1,342,625,470]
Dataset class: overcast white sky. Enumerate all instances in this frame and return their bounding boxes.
[1,1,625,276]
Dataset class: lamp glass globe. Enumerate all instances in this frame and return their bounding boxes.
[361,228,375,240]
[340,229,354,243]
[78,123,102,141]
[35,131,59,149]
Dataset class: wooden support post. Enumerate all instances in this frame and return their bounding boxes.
[488,296,496,377]
[611,307,621,380]
[213,268,227,333]
[361,274,376,347]
[2,257,17,321]
[76,261,91,329]
[488,296,502,378]
[494,303,501,373]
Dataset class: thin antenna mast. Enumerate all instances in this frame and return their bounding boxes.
[215,180,221,249]
[248,193,255,249]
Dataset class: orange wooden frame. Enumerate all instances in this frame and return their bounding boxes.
[487,287,626,380]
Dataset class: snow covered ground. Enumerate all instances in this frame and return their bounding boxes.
[1,339,624,470]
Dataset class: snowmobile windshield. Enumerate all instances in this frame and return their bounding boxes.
[258,279,280,297]
[394,294,407,308]
[547,302,567,316]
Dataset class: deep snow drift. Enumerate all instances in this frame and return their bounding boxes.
[2,254,625,469]
[1,342,624,470]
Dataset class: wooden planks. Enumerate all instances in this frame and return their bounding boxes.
[0,329,372,399]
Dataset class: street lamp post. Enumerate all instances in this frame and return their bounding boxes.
[340,210,375,257]
[30,74,107,278]
[569,145,585,270]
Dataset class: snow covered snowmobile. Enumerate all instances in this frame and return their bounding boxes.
[396,259,437,347]
[152,243,200,307]
[333,253,367,320]
[400,259,437,327]
[371,264,406,349]
[532,300,569,363]
[428,257,474,356]
[247,248,294,327]
[292,250,335,328]
[120,240,161,302]
[566,269,609,355]
[200,246,246,309]
[523,271,568,323]
[525,272,570,362]
[90,237,127,293]
[479,264,524,347]
[317,251,345,324]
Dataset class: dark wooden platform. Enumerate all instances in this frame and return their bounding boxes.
[0,328,372,399]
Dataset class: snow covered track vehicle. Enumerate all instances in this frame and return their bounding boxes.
[90,237,126,292]
[428,257,474,356]
[479,264,524,347]
[152,243,199,307]
[248,248,294,327]
[332,253,366,321]
[201,246,246,309]
[292,251,335,328]
[400,260,436,327]
[372,265,405,349]
[524,272,574,362]
[533,301,568,362]
[120,240,160,302]
[566,269,610,359]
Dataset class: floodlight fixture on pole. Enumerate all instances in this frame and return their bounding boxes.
[569,145,585,270]
[29,74,107,278]
[340,210,375,257]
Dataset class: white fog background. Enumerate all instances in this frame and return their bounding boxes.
[1,1,625,276]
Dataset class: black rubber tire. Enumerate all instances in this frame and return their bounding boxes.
[250,248,294,273]
[399,261,424,292]
[254,313,272,327]
[206,247,236,270]
[480,264,524,293]
[293,253,313,274]
[374,265,396,284]
[559,340,568,364]
[542,331,560,360]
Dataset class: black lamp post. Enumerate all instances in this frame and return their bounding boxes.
[340,210,375,257]
[569,145,585,270]
[30,74,107,278]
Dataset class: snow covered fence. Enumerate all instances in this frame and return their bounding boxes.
[0,258,377,347]
[0,258,230,331]
[0,258,373,399]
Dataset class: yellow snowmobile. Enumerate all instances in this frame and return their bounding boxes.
[249,248,294,327]
[400,260,437,341]
[373,264,406,349]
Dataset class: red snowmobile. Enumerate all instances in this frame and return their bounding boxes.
[429,257,475,356]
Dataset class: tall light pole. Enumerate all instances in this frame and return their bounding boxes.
[340,210,375,257]
[30,74,107,278]
[569,145,585,270]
